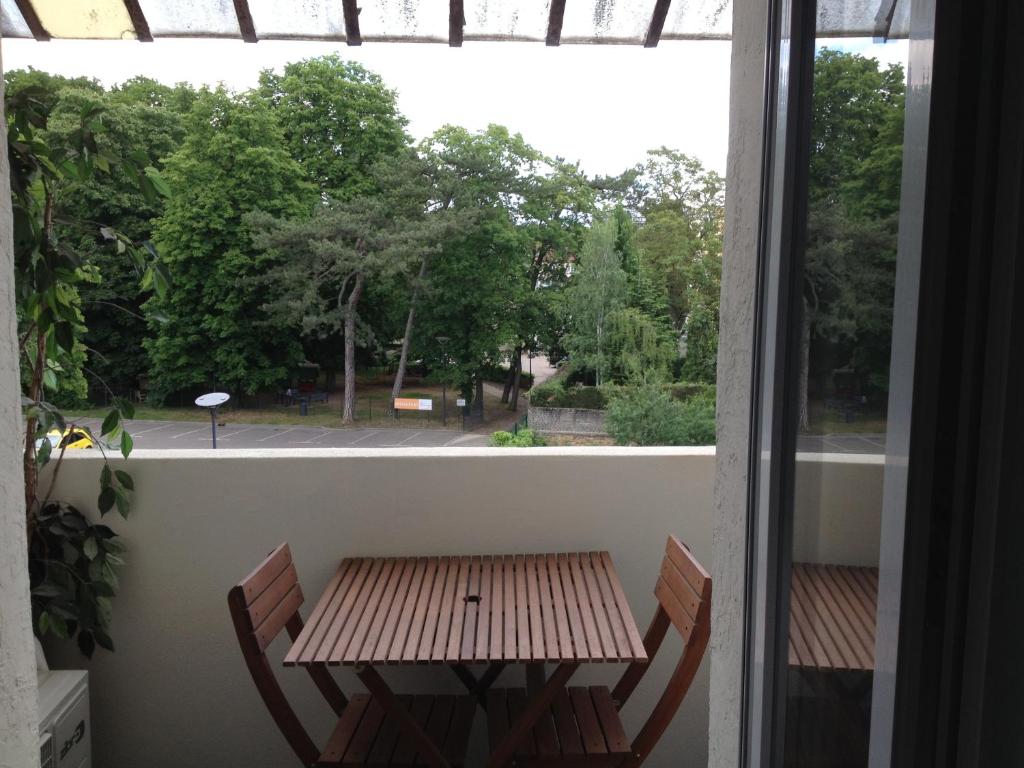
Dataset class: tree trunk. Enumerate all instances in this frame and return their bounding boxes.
[501,360,514,403]
[473,376,484,419]
[390,257,429,410]
[508,349,524,410]
[342,272,365,424]
[799,298,810,431]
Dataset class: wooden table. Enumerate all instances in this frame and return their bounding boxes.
[285,552,647,767]
[788,563,878,672]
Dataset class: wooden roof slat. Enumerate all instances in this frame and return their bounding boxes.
[231,0,257,42]
[122,0,152,42]
[644,0,672,48]
[12,0,49,41]
[546,0,566,46]
[449,0,464,47]
[342,0,361,46]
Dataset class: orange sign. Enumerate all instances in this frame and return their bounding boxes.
[394,398,433,411]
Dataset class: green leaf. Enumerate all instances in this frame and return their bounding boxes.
[38,611,51,635]
[100,464,112,488]
[114,487,129,518]
[117,398,136,420]
[97,486,116,515]
[42,368,58,391]
[145,166,171,197]
[77,631,95,658]
[35,437,52,467]
[90,580,115,597]
[31,582,64,598]
[53,321,74,352]
[95,596,113,628]
[120,430,133,459]
[100,409,120,437]
[94,630,115,652]
[83,537,98,560]
[114,470,134,490]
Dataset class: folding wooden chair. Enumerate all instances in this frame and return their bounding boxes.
[486,536,711,767]
[229,543,476,767]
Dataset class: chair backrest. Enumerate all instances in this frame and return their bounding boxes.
[228,543,347,767]
[611,535,712,767]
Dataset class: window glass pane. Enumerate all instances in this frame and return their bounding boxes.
[358,0,449,41]
[248,0,345,39]
[137,0,240,37]
[464,0,549,41]
[784,9,912,765]
[662,0,732,39]
[560,0,659,42]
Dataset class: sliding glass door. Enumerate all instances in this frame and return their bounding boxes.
[743,0,935,765]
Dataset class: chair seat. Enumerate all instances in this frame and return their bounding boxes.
[486,687,633,767]
[319,693,476,766]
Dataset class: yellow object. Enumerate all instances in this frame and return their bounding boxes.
[45,428,95,450]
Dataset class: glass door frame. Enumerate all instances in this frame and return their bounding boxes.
[740,0,937,765]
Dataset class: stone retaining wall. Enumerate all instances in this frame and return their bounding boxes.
[528,406,608,435]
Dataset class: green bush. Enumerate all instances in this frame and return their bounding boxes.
[606,385,716,446]
[529,382,607,410]
[490,428,547,447]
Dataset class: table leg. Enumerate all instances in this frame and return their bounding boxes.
[356,665,451,768]
[486,662,579,768]
[526,663,546,696]
[451,663,506,710]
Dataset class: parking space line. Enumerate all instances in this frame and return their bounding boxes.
[217,425,258,441]
[256,427,297,442]
[290,431,331,444]
[394,431,422,446]
[170,426,208,439]
[347,430,382,445]
[127,423,173,436]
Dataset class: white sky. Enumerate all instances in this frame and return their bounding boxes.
[2,36,908,178]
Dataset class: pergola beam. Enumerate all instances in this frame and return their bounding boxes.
[644,0,672,48]
[13,0,49,41]
[122,0,153,42]
[546,0,565,46]
[343,0,362,46]
[232,0,257,43]
[449,0,465,47]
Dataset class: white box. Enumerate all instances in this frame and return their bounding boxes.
[37,670,90,768]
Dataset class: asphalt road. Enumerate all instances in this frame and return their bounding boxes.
[68,418,491,449]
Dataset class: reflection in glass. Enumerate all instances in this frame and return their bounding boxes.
[785,32,908,768]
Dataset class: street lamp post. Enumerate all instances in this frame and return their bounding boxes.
[436,336,450,426]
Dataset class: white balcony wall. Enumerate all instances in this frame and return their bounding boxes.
[42,448,881,768]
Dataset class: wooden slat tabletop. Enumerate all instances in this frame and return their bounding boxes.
[285,552,647,667]
[788,562,878,672]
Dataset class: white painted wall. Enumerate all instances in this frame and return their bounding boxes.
[0,37,41,768]
[42,448,881,768]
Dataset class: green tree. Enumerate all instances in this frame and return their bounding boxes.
[412,125,536,415]
[800,50,906,428]
[563,218,628,385]
[604,308,675,384]
[257,56,409,201]
[145,89,315,400]
[250,153,465,422]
